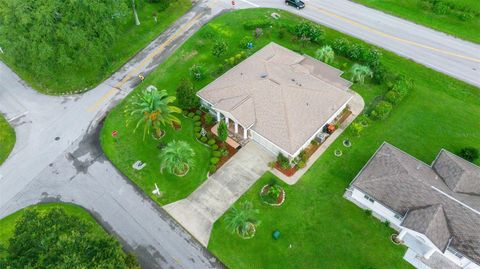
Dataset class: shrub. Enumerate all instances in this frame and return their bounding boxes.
[347,43,363,60]
[205,113,214,125]
[311,139,319,146]
[459,12,475,21]
[432,1,449,14]
[195,132,201,139]
[364,48,381,68]
[296,160,306,169]
[194,121,202,127]
[209,164,217,174]
[277,29,285,39]
[459,147,479,162]
[193,115,201,121]
[294,21,324,44]
[212,40,228,57]
[365,209,372,216]
[195,109,202,115]
[350,122,364,137]
[385,90,401,105]
[239,36,253,48]
[213,151,222,157]
[188,112,195,118]
[243,19,273,30]
[315,45,335,64]
[207,139,216,145]
[194,126,202,132]
[277,153,290,169]
[351,64,373,84]
[332,38,350,55]
[212,144,219,150]
[189,64,205,81]
[200,136,208,143]
[356,114,371,127]
[370,101,393,120]
[384,220,390,227]
[210,157,220,164]
[177,79,200,110]
[372,64,388,84]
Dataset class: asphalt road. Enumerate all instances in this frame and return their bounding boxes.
[236,0,480,88]
[0,2,227,268]
[0,0,479,268]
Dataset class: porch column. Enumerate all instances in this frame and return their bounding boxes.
[243,127,248,139]
[424,248,436,259]
[216,111,221,122]
[234,122,238,133]
[225,117,229,124]
[398,230,407,240]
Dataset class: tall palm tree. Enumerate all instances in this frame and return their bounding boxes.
[351,64,373,84]
[225,201,260,239]
[159,140,195,176]
[315,45,335,64]
[125,87,181,140]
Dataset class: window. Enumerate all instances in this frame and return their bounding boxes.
[394,213,403,220]
[363,194,375,203]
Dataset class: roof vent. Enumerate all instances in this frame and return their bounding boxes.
[261,73,267,78]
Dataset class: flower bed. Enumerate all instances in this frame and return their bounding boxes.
[184,108,239,175]
[260,184,285,206]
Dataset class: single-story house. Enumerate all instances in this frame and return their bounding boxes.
[197,42,353,159]
[346,142,480,269]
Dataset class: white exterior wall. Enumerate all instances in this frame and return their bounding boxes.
[351,188,403,226]
[251,130,285,157]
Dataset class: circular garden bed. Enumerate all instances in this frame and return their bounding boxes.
[237,222,256,239]
[260,184,285,206]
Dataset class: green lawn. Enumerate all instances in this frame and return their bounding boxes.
[0,115,15,165]
[102,7,480,268]
[0,203,107,258]
[101,109,212,205]
[0,0,191,95]
[352,0,480,44]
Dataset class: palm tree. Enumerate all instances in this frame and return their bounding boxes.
[159,140,195,176]
[125,87,181,140]
[225,201,260,239]
[351,64,373,84]
[315,45,335,64]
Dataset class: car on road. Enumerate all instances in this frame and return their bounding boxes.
[285,0,305,9]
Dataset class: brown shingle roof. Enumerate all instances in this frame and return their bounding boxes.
[351,143,480,264]
[197,43,353,156]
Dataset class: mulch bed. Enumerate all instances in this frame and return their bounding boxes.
[260,185,285,206]
[275,163,297,177]
[336,109,352,125]
[215,143,237,170]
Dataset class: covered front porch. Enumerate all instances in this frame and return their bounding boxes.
[211,111,250,149]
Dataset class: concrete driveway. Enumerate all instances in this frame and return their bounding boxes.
[164,142,274,246]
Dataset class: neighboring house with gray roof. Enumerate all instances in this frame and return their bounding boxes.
[197,42,353,159]
[346,142,480,269]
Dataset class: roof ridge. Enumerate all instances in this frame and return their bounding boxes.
[279,82,295,153]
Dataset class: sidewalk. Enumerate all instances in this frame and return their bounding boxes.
[271,91,364,185]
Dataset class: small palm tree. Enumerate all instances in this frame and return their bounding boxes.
[225,201,260,239]
[351,64,373,84]
[159,140,195,176]
[125,87,181,140]
[315,45,335,64]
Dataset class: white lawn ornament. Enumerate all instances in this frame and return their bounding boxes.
[200,127,207,137]
[152,183,161,196]
[146,85,157,92]
[132,160,147,170]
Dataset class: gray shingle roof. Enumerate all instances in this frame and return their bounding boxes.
[402,204,451,251]
[197,43,353,156]
[351,143,480,264]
